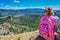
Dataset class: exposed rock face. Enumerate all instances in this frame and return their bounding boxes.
[0,23,14,35]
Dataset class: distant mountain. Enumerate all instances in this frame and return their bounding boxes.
[0,8,60,17]
[0,8,44,16]
[0,8,44,13]
[55,10,60,14]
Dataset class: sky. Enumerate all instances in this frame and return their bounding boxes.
[0,0,60,10]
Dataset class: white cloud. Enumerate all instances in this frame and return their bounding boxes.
[13,0,20,3]
[0,6,46,10]
[42,5,60,10]
[1,5,60,10]
[53,5,60,10]
[0,5,25,9]
[38,5,60,10]
[0,5,12,9]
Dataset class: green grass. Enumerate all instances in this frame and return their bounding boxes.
[0,14,41,34]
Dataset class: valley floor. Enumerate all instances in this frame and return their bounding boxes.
[0,30,39,40]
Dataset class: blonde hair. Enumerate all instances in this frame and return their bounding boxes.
[44,7,54,16]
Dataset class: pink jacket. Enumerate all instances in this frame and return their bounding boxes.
[39,15,57,40]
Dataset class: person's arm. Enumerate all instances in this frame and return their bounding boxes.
[54,17,60,35]
[56,19,60,34]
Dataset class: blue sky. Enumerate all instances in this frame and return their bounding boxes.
[0,0,60,9]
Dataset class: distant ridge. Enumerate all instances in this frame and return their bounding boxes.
[0,8,60,17]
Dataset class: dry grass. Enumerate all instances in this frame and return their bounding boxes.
[0,30,39,40]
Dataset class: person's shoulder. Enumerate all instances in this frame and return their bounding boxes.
[50,16,57,20]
